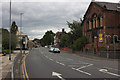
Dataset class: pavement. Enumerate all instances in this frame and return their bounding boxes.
[22,47,120,80]
[62,50,120,61]
[0,50,27,80]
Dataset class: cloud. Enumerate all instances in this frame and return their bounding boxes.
[1,0,119,40]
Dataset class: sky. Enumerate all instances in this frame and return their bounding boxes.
[1,0,120,40]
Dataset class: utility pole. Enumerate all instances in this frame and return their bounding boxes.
[20,13,23,54]
[9,0,11,60]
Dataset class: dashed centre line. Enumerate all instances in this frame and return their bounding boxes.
[49,58,53,61]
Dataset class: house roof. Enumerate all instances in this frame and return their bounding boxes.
[81,1,120,26]
[95,2,120,12]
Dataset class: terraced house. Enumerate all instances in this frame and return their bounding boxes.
[82,1,120,53]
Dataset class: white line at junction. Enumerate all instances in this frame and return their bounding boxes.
[99,69,120,77]
[72,67,91,75]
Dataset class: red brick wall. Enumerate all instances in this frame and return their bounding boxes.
[82,2,120,51]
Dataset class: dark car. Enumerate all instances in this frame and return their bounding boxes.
[0,49,6,56]
[53,48,60,53]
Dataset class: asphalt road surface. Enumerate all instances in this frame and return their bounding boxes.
[24,47,120,80]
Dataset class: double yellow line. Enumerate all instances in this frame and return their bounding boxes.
[22,55,29,80]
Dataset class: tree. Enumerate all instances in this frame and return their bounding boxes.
[44,30,55,45]
[73,37,88,50]
[10,21,18,34]
[67,19,83,41]
[2,28,18,50]
[40,30,55,46]
[2,28,9,49]
[66,19,83,50]
[60,34,70,48]
[33,38,40,43]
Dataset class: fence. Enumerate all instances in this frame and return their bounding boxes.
[61,50,120,59]
[79,50,120,59]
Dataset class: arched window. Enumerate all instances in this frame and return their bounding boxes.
[91,13,98,28]
[89,20,92,29]
[100,16,103,27]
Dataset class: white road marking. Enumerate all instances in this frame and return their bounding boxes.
[49,58,53,61]
[59,63,65,66]
[103,67,120,71]
[77,64,93,70]
[72,67,91,75]
[46,56,48,58]
[56,61,60,64]
[44,55,48,58]
[55,61,65,66]
[99,69,120,77]
[52,72,65,80]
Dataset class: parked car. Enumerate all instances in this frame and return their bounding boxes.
[45,46,48,48]
[0,49,6,56]
[49,47,54,52]
[53,48,60,53]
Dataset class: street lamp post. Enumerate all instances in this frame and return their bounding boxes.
[9,0,11,60]
[20,13,23,54]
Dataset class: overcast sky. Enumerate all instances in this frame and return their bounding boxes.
[1,0,120,40]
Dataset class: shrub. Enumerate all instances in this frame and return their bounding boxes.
[73,36,88,51]
[3,49,13,54]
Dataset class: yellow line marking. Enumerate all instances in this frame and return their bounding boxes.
[24,55,29,80]
[22,62,25,79]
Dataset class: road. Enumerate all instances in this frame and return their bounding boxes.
[22,47,120,79]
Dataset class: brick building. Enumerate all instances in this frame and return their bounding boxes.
[54,28,66,48]
[82,1,120,52]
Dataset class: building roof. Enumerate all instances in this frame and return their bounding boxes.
[95,2,120,12]
[81,1,120,26]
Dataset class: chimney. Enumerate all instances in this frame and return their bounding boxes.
[62,28,65,33]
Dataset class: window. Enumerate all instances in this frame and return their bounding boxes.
[96,17,98,28]
[100,16,103,27]
[93,19,95,28]
[89,21,92,29]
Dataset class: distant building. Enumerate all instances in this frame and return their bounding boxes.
[54,28,66,48]
[16,31,29,49]
[28,40,35,48]
[82,1,120,51]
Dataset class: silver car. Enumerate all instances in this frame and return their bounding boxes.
[53,48,60,53]
[49,47,54,52]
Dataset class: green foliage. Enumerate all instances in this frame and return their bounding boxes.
[73,37,88,50]
[11,34,18,49]
[33,38,40,43]
[39,30,55,47]
[60,34,70,48]
[10,21,18,34]
[3,49,13,54]
[40,38,46,47]
[66,18,87,50]
[2,28,9,49]
[2,28,18,50]
[67,19,83,41]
